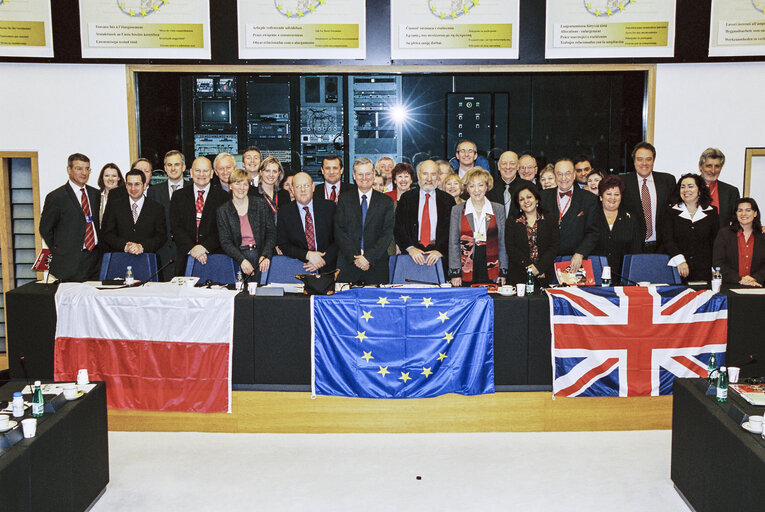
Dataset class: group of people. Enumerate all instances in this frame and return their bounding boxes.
[40,140,765,289]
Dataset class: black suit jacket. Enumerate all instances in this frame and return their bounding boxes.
[394,188,455,270]
[486,177,536,219]
[101,195,167,254]
[169,184,230,275]
[39,183,101,281]
[277,199,337,274]
[505,214,560,285]
[313,182,356,203]
[216,196,277,265]
[714,180,740,229]
[620,171,676,246]
[713,228,765,285]
[540,186,598,256]
[148,181,188,279]
[334,189,394,284]
[660,205,719,282]
[251,186,291,224]
[578,207,643,282]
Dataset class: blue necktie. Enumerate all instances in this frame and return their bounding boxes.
[360,194,368,252]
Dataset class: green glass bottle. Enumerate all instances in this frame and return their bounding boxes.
[526,268,534,296]
[31,380,44,417]
[707,353,718,381]
[716,366,728,403]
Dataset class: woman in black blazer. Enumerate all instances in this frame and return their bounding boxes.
[661,173,719,282]
[254,156,291,225]
[579,175,642,284]
[713,197,765,287]
[217,169,277,278]
[506,184,559,286]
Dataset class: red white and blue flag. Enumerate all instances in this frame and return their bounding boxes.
[547,286,727,397]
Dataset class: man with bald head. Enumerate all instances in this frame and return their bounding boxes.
[169,156,230,275]
[277,172,337,273]
[518,154,538,183]
[487,150,535,219]
[394,160,456,275]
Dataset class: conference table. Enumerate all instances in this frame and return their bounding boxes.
[6,282,765,389]
[0,381,109,512]
[671,378,765,512]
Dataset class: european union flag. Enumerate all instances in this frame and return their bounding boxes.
[311,288,494,398]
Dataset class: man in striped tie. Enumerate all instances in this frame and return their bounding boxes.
[39,153,102,281]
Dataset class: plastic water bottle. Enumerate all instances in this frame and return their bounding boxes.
[716,366,728,402]
[12,392,24,418]
[707,353,718,381]
[124,265,135,285]
[236,271,244,291]
[711,266,722,293]
[31,381,44,417]
[526,268,534,296]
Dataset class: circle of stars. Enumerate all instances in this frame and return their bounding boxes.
[118,1,166,18]
[428,0,479,21]
[357,295,453,386]
[583,0,633,18]
[754,1,765,14]
[275,0,325,19]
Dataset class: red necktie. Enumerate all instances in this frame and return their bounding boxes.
[80,188,96,251]
[329,185,337,203]
[304,206,316,251]
[195,190,205,239]
[641,178,652,240]
[419,193,431,248]
[559,190,572,198]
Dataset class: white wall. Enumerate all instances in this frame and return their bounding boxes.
[654,62,765,203]
[0,63,130,200]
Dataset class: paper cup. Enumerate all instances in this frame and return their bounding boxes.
[21,418,37,438]
[77,368,89,386]
[728,366,740,383]
[516,283,525,296]
[711,280,721,293]
[247,282,258,295]
[601,266,612,281]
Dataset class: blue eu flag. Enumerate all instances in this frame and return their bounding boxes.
[312,288,494,398]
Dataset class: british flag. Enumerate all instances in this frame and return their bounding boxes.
[547,286,727,397]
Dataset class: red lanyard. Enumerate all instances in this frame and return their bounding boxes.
[264,192,278,215]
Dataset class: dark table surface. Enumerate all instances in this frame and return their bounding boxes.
[0,381,109,512]
[671,378,765,512]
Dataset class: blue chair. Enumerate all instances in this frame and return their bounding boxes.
[99,253,158,282]
[185,254,238,284]
[388,254,445,285]
[260,255,306,285]
[552,255,608,285]
[622,253,682,285]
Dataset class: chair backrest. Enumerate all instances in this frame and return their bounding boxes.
[622,253,682,285]
[99,252,158,282]
[389,254,445,285]
[260,255,306,285]
[552,255,607,285]
[184,254,238,284]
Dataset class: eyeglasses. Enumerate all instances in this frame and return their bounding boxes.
[293,184,312,190]
[458,149,476,154]
[519,166,537,171]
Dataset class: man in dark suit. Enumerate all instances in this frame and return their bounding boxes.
[334,157,395,284]
[148,150,188,280]
[313,154,355,203]
[394,160,456,275]
[620,142,676,252]
[39,153,101,281]
[540,158,598,272]
[698,147,740,228]
[486,151,535,219]
[111,157,153,201]
[277,172,337,274]
[101,169,167,255]
[574,155,593,189]
[169,156,230,276]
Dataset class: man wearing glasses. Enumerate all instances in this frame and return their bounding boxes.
[518,154,539,183]
[455,140,479,180]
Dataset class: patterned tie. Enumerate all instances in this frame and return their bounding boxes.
[330,185,337,203]
[304,206,316,251]
[360,194,368,252]
[195,190,205,240]
[420,193,431,248]
[132,202,139,224]
[80,188,96,251]
[641,178,652,240]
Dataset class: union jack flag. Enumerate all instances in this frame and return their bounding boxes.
[547,286,727,397]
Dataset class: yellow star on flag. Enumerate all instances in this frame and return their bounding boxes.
[361,310,373,322]
[153,4,160,11]
[431,6,437,12]
[437,352,448,362]
[309,5,315,11]
[277,4,283,10]
[319,0,325,4]
[140,9,148,16]
[421,297,433,308]
[298,10,304,16]
[378,366,390,377]
[618,2,625,10]
[129,9,135,15]
[450,11,457,19]
[355,331,368,342]
[362,351,374,362]
[443,332,454,343]
[439,12,446,19]
[463,6,469,13]
[377,297,389,307]
[437,312,449,323]
[472,0,480,6]
[606,8,613,15]
[586,3,592,9]
[399,371,411,383]
[400,295,411,302]
[421,367,433,378]
[286,10,292,16]
[120,3,126,9]
[594,9,601,15]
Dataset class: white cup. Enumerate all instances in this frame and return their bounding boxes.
[728,366,740,383]
[63,383,77,399]
[77,368,89,386]
[21,418,37,438]
[711,280,722,293]
[335,283,348,292]
[749,415,763,431]
[498,285,513,295]
[602,266,612,281]
[247,282,258,295]
[516,283,525,296]
[0,415,9,428]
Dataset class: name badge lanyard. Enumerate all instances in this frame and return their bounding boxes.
[557,194,572,223]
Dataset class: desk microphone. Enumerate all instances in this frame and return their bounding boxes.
[730,354,757,367]
[405,278,440,286]
[607,270,640,287]
[139,259,174,286]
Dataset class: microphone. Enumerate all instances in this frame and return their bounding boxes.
[608,269,640,287]
[729,354,757,367]
[98,258,174,289]
[139,258,174,286]
[405,278,440,286]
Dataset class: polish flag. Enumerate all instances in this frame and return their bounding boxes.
[54,283,235,413]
